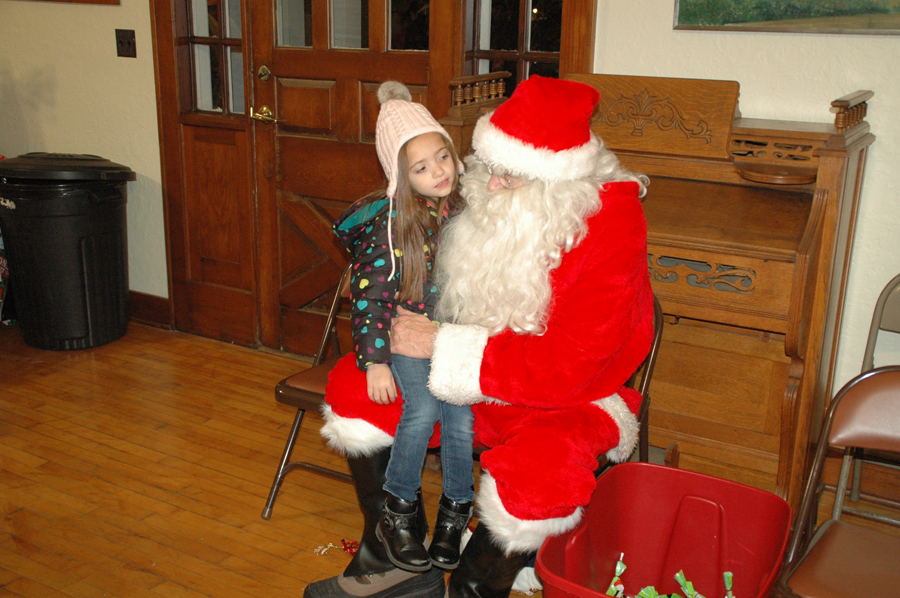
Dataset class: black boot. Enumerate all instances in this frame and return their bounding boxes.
[376,494,432,572]
[447,523,534,598]
[343,447,394,577]
[428,495,473,569]
[304,448,444,598]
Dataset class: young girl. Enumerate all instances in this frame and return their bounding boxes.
[332,81,474,572]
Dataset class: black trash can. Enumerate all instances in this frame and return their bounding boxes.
[0,153,136,350]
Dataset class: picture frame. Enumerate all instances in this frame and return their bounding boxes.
[674,0,900,35]
[30,0,120,5]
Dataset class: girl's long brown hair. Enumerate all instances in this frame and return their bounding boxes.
[359,135,462,303]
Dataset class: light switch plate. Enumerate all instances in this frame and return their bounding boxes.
[116,29,136,58]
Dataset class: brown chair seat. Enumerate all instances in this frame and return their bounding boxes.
[787,520,900,598]
[276,356,341,409]
[774,366,900,598]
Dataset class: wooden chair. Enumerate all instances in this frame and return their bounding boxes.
[773,365,900,598]
[589,295,663,476]
[849,272,900,501]
[261,265,352,520]
[634,295,664,463]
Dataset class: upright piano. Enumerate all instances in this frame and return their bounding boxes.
[442,73,874,509]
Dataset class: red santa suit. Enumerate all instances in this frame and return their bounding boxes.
[322,75,654,555]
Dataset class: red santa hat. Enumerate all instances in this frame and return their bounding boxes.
[471,75,603,183]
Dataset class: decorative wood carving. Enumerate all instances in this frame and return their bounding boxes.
[449,72,510,107]
[830,90,873,133]
[598,89,713,142]
[731,138,816,162]
[568,73,740,162]
[648,255,757,294]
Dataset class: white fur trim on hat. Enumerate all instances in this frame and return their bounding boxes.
[472,113,603,183]
[428,323,490,405]
[320,404,394,456]
[593,393,640,462]
[476,472,584,555]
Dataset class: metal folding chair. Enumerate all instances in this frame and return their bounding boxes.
[850,272,900,501]
[261,265,352,520]
[774,366,900,597]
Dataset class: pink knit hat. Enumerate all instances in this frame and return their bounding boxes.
[375,81,463,198]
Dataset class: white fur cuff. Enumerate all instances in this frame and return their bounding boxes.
[476,473,584,555]
[428,324,490,405]
[320,404,394,456]
[594,393,639,463]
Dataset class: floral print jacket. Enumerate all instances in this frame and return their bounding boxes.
[333,197,443,370]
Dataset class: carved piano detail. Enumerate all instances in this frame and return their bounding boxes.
[568,73,873,509]
[442,73,874,510]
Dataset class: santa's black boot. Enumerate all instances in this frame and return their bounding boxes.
[428,495,473,569]
[303,448,444,598]
[447,523,534,598]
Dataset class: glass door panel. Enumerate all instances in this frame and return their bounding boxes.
[277,0,312,47]
[225,0,242,38]
[487,0,519,50]
[528,0,560,52]
[186,0,242,115]
[191,0,217,36]
[228,48,245,113]
[390,0,430,50]
[193,44,223,111]
[332,0,368,48]
[471,0,561,95]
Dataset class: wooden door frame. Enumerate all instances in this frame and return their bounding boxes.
[151,0,261,343]
[149,0,597,343]
[148,0,182,330]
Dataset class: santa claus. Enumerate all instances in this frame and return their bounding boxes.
[306,75,654,598]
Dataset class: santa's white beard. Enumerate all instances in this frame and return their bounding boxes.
[435,162,603,335]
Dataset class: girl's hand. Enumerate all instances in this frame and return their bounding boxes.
[366,364,397,404]
[391,307,438,358]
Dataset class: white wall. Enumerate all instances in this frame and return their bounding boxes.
[595,0,900,392]
[0,0,167,298]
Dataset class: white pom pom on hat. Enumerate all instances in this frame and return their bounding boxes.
[377,80,413,104]
[375,81,463,198]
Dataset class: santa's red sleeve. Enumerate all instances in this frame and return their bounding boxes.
[428,181,654,410]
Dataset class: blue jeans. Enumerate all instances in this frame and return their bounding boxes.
[384,355,475,504]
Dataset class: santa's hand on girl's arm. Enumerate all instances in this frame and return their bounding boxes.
[391,306,437,359]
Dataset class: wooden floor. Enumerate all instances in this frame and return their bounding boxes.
[0,322,471,598]
[5,320,900,596]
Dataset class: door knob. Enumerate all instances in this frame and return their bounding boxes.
[251,106,279,124]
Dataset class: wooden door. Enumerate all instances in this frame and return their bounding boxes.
[248,0,462,355]
[153,0,593,352]
[153,0,260,346]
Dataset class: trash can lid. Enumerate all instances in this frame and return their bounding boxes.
[0,153,137,181]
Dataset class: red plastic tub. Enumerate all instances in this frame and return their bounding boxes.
[536,462,791,598]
